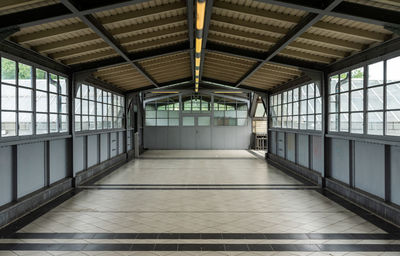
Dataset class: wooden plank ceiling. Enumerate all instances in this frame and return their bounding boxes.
[1,0,397,92]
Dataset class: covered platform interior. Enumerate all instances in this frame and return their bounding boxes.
[0,0,400,255]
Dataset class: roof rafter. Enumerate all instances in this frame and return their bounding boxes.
[60,0,159,87]
[199,0,214,82]
[254,0,400,29]
[234,0,343,88]
[187,0,195,82]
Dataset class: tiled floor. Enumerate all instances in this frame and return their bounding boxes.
[1,150,399,256]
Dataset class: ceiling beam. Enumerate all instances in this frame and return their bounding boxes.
[199,0,214,82]
[234,0,343,88]
[71,42,190,72]
[0,0,154,31]
[254,0,400,29]
[187,0,195,82]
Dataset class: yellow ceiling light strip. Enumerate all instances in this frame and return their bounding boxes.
[195,0,206,93]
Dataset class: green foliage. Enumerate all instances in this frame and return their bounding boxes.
[18,63,32,79]
[1,58,32,80]
[352,69,364,79]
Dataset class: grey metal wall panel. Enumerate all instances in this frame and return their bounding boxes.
[73,136,85,175]
[49,139,68,184]
[167,128,180,149]
[277,132,285,158]
[127,131,132,151]
[100,133,109,162]
[181,128,196,149]
[354,141,385,199]
[224,127,236,149]
[270,131,276,154]
[17,142,45,198]
[156,128,168,149]
[312,136,323,174]
[144,127,157,148]
[297,134,309,168]
[110,133,117,157]
[211,127,225,149]
[0,146,13,206]
[391,146,400,205]
[330,138,349,184]
[87,135,99,168]
[197,127,212,149]
[118,132,124,154]
[286,133,295,162]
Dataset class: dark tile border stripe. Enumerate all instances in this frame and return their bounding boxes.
[6,232,400,240]
[79,187,320,191]
[138,157,258,160]
[89,184,307,187]
[0,243,400,251]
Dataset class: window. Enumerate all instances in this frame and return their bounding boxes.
[328,55,400,136]
[213,97,248,126]
[1,57,68,138]
[145,96,179,127]
[270,83,321,131]
[75,83,124,131]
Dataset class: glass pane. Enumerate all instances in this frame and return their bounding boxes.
[340,113,349,132]
[2,84,16,110]
[82,100,88,115]
[287,103,292,115]
[307,83,314,98]
[350,112,363,134]
[287,90,292,102]
[145,118,156,126]
[18,88,32,111]
[36,91,48,112]
[340,72,349,92]
[36,113,48,134]
[367,86,384,110]
[293,88,299,101]
[386,111,400,136]
[88,86,95,101]
[329,114,338,132]
[329,75,339,94]
[156,119,168,126]
[96,116,102,130]
[368,61,384,87]
[183,116,194,126]
[157,110,168,118]
[350,90,363,112]
[59,76,67,95]
[49,73,58,93]
[75,115,81,132]
[81,84,88,99]
[49,114,58,133]
[282,116,287,128]
[315,84,321,97]
[96,89,102,102]
[329,95,338,113]
[49,93,58,113]
[351,67,364,90]
[292,115,299,129]
[198,116,210,126]
[367,112,383,135]
[282,104,287,116]
[89,101,95,115]
[237,110,247,118]
[307,115,314,130]
[96,102,102,116]
[300,85,307,100]
[307,99,314,114]
[82,115,88,130]
[89,116,95,130]
[60,96,68,113]
[340,92,349,112]
[237,118,247,126]
[315,114,322,130]
[168,118,179,126]
[36,69,47,91]
[387,56,400,84]
[1,111,16,136]
[277,94,281,105]
[2,58,16,84]
[387,83,400,109]
[315,97,322,114]
[286,116,292,129]
[299,115,307,129]
[17,112,32,136]
[18,63,32,88]
[300,100,307,115]
[283,91,287,103]
[293,102,298,115]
